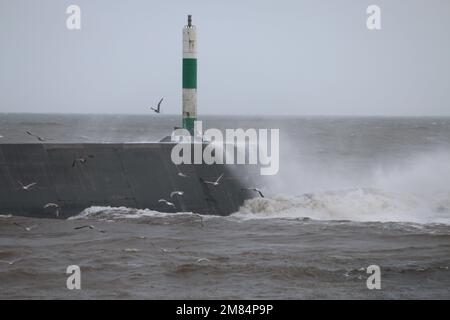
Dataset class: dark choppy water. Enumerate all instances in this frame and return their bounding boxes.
[1,114,450,299]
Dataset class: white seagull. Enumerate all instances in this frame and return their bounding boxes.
[13,222,38,232]
[151,97,164,114]
[202,173,224,186]
[18,181,37,191]
[241,188,264,198]
[26,131,48,142]
[176,166,189,178]
[158,199,176,208]
[170,191,184,198]
[43,203,60,217]
[0,258,22,265]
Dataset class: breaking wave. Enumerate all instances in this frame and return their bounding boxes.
[234,188,450,224]
[68,206,197,221]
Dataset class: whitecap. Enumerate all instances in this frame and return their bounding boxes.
[68,206,199,221]
[233,188,450,225]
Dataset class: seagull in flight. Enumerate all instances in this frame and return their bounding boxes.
[0,258,22,265]
[193,213,205,228]
[151,97,164,113]
[13,222,38,232]
[74,225,105,233]
[201,173,224,186]
[72,155,94,167]
[44,203,60,217]
[176,166,189,178]
[170,191,184,198]
[26,131,48,142]
[241,188,264,198]
[18,181,37,191]
[158,199,176,208]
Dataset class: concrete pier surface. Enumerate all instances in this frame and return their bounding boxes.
[0,142,256,218]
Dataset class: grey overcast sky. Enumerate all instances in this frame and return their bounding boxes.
[0,0,449,116]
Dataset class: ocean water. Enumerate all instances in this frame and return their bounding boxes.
[0,114,449,299]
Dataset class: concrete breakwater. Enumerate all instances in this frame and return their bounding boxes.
[0,142,256,218]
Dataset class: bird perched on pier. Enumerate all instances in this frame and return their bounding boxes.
[43,203,60,217]
[158,199,176,209]
[241,188,264,198]
[201,173,224,186]
[72,155,94,167]
[26,131,48,142]
[18,181,37,191]
[151,97,164,113]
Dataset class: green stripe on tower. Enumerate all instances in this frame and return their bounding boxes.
[182,117,196,135]
[183,59,197,89]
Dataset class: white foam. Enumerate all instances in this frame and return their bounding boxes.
[233,188,450,224]
[68,206,197,221]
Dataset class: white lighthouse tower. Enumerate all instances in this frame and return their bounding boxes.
[182,15,197,135]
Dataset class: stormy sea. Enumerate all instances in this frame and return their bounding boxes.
[0,114,449,299]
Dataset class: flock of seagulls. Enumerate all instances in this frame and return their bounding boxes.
[159,188,185,209]
[8,220,105,234]
[13,126,264,223]
[158,190,186,209]
[17,131,98,217]
[0,113,265,269]
[26,131,49,142]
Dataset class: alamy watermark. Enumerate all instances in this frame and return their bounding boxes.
[65,5,380,32]
[66,265,81,290]
[66,5,81,30]
[170,121,279,176]
[366,5,381,30]
[366,265,381,290]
